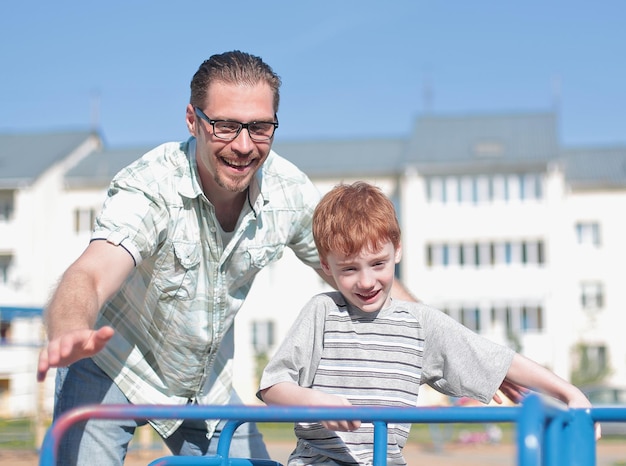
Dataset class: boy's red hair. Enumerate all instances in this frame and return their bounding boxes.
[313,181,401,260]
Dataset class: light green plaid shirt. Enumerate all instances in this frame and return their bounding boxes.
[91,138,321,437]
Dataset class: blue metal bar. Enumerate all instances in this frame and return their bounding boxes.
[569,408,596,466]
[517,394,545,466]
[39,403,520,466]
[39,394,624,466]
[544,408,570,466]
[216,420,245,458]
[372,420,387,466]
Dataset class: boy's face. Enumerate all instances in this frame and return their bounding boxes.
[321,240,402,313]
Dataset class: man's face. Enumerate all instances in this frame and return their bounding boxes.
[321,241,402,313]
[187,81,276,194]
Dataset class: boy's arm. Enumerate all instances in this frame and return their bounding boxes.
[505,353,601,439]
[260,382,360,432]
[505,353,591,408]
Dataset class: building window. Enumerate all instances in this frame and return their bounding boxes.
[522,174,542,200]
[427,244,445,267]
[521,305,543,331]
[74,208,96,233]
[0,321,10,344]
[0,190,14,221]
[443,245,451,265]
[441,301,543,336]
[493,243,506,265]
[427,177,445,203]
[522,241,544,265]
[491,175,507,201]
[459,176,474,203]
[445,177,459,203]
[537,241,545,264]
[476,176,490,203]
[448,244,461,266]
[426,173,543,204]
[251,320,275,353]
[576,222,601,247]
[461,307,481,332]
[478,243,491,267]
[462,243,476,268]
[0,255,12,285]
[581,282,604,310]
[427,240,545,268]
[510,242,523,265]
[582,345,608,373]
[507,175,521,201]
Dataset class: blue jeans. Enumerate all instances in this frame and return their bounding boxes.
[53,357,270,466]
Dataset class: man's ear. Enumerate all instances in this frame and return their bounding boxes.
[185,104,197,136]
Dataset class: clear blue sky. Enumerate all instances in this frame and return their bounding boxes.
[1,1,624,148]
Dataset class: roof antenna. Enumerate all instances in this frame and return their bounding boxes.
[90,89,101,131]
[551,74,561,115]
[422,72,433,114]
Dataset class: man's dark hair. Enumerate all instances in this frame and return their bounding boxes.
[190,50,282,112]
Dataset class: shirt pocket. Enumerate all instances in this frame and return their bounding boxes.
[226,243,284,289]
[153,240,201,300]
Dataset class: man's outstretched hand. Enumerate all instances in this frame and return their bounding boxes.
[37,326,114,382]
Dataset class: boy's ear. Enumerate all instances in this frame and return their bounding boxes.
[394,242,402,264]
[320,259,332,275]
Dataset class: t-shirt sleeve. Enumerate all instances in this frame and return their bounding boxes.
[257,294,328,399]
[420,305,515,404]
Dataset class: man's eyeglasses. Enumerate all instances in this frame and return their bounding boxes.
[194,107,278,142]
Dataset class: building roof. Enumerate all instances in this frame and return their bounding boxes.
[405,112,559,174]
[65,146,151,188]
[563,146,626,190]
[272,138,407,177]
[4,111,625,192]
[0,130,96,188]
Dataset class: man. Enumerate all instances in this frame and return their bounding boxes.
[37,50,416,465]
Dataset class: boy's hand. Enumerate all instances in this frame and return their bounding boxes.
[310,392,361,432]
[494,379,529,404]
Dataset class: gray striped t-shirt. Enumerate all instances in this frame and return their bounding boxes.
[259,291,514,465]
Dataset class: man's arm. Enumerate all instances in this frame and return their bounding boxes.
[37,240,135,381]
[391,279,419,302]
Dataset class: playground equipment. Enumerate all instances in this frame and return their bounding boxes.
[39,393,626,466]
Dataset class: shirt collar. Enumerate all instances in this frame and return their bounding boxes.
[178,137,203,199]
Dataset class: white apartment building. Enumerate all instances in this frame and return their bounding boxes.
[0,130,102,416]
[1,111,624,417]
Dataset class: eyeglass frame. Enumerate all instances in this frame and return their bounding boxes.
[194,106,279,142]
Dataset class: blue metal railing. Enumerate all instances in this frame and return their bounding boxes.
[39,394,626,466]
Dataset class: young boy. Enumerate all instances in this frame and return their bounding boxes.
[258,181,595,466]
